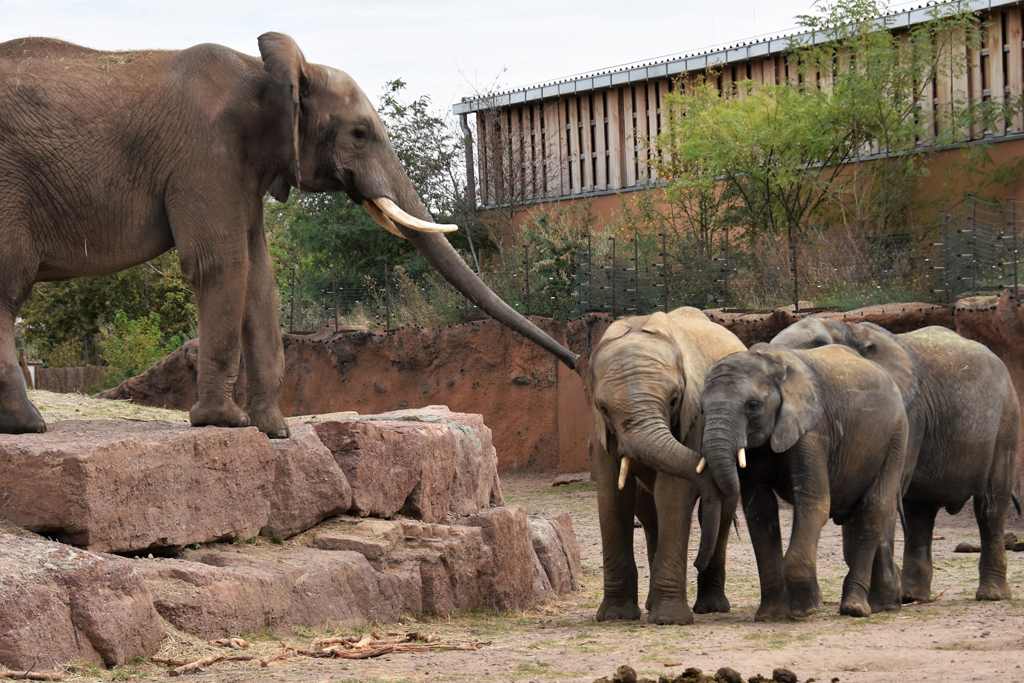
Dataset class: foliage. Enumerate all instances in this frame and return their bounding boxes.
[99,310,182,386]
[19,250,196,366]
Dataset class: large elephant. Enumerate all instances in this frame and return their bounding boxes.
[590,307,744,624]
[772,319,1019,602]
[0,34,576,436]
[699,344,908,619]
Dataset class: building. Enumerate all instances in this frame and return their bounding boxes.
[453,0,1024,218]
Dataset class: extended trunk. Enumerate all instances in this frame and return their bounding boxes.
[397,224,578,369]
[701,423,742,498]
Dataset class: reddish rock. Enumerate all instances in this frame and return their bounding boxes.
[548,512,583,587]
[313,419,456,522]
[463,505,538,611]
[360,406,505,514]
[529,515,575,594]
[529,542,555,600]
[0,420,274,553]
[0,533,164,669]
[262,422,352,539]
[135,546,403,639]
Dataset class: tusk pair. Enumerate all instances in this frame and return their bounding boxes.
[364,197,459,238]
[694,448,745,474]
[617,456,631,490]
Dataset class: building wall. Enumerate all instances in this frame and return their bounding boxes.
[473,4,1024,212]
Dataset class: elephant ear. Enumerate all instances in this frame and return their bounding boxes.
[599,319,631,344]
[592,405,608,452]
[770,352,825,453]
[258,32,307,191]
[641,311,706,450]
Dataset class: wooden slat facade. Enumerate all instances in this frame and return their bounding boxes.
[466,3,1024,209]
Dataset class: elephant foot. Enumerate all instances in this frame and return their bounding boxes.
[754,600,790,622]
[596,597,641,622]
[869,594,901,614]
[190,400,250,429]
[900,572,932,603]
[0,397,46,434]
[976,579,1012,601]
[787,582,821,619]
[901,589,930,604]
[647,597,694,625]
[693,591,730,615]
[245,404,290,439]
[839,594,871,618]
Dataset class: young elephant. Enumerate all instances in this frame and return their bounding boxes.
[772,319,1019,602]
[700,344,908,619]
[591,307,745,624]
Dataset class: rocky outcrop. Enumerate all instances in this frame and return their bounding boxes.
[261,422,352,539]
[0,420,275,553]
[463,505,539,612]
[0,532,164,670]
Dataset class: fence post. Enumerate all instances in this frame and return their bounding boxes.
[1009,197,1018,298]
[789,225,799,313]
[633,235,640,315]
[523,244,530,316]
[331,268,339,333]
[610,237,617,318]
[661,233,668,313]
[969,193,977,294]
[723,226,730,308]
[384,264,391,332]
[289,268,296,334]
[941,211,951,304]
[587,233,593,314]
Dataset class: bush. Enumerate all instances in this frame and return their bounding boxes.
[100,310,182,387]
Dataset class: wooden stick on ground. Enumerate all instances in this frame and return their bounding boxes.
[150,657,188,667]
[168,655,223,677]
[259,652,290,668]
[0,672,63,681]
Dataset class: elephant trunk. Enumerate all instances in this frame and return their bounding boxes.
[622,421,725,572]
[366,156,578,370]
[701,421,743,499]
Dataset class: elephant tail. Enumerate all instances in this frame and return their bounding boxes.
[897,495,908,542]
[1012,493,1022,517]
[733,515,741,540]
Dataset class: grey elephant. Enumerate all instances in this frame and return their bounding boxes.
[699,344,908,619]
[590,307,744,624]
[773,319,1019,602]
[0,34,575,436]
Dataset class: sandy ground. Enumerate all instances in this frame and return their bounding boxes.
[47,471,1023,683]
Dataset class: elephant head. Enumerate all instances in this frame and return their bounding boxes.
[699,345,825,498]
[772,318,920,411]
[590,312,730,571]
[257,33,577,369]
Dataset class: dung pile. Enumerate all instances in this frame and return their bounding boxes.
[594,664,812,683]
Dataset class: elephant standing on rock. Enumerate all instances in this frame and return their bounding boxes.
[772,319,1019,602]
[699,344,908,619]
[590,307,744,625]
[0,34,576,436]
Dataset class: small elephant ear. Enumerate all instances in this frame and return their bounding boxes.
[770,353,825,453]
[591,405,607,452]
[598,319,631,346]
[258,32,307,188]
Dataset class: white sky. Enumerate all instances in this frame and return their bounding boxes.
[1,0,909,116]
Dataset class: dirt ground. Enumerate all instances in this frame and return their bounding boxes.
[54,473,1024,683]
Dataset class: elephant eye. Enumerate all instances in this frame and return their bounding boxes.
[745,399,761,413]
[352,128,368,142]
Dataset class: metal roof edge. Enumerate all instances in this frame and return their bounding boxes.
[454,0,1019,114]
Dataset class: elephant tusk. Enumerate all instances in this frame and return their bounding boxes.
[372,197,458,233]
[362,200,405,238]
[738,447,746,469]
[617,456,631,490]
[696,457,706,474]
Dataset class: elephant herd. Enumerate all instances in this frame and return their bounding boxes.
[591,307,1019,624]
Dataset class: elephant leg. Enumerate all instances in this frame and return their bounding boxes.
[647,475,695,625]
[596,440,641,621]
[974,490,1012,601]
[240,212,288,437]
[900,499,938,603]
[0,259,45,433]
[634,485,658,612]
[783,497,828,618]
[740,474,788,622]
[173,213,250,429]
[840,436,904,618]
[866,516,901,613]
[694,489,733,615]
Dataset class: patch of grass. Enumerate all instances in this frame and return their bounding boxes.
[268,533,284,545]
[65,662,104,677]
[110,668,150,681]
[239,629,283,642]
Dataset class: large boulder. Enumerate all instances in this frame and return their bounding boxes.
[528,515,575,594]
[135,545,404,639]
[261,421,352,539]
[0,420,275,553]
[313,418,457,523]
[463,505,539,612]
[0,532,165,670]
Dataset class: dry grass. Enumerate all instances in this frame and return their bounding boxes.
[27,390,188,424]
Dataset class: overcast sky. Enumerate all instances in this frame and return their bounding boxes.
[2,0,912,116]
